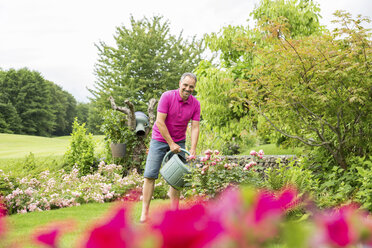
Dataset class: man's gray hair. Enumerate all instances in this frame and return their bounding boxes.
[180,72,197,83]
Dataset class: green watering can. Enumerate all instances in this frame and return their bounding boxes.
[160,148,191,190]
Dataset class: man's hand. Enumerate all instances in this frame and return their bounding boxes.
[189,148,196,157]
[170,142,181,153]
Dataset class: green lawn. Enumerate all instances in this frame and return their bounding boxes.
[2,200,168,247]
[0,134,105,173]
[0,134,105,159]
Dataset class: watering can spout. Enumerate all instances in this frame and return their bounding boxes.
[135,123,146,136]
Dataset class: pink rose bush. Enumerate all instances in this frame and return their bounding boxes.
[184,150,263,198]
[1,162,143,214]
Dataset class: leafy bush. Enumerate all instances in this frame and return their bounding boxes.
[64,118,96,176]
[354,157,372,211]
[153,177,170,199]
[263,158,318,194]
[301,148,371,209]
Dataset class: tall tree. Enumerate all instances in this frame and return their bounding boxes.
[196,0,322,147]
[251,0,322,38]
[90,15,205,113]
[233,11,371,168]
[0,69,22,133]
[0,68,78,136]
[46,81,77,136]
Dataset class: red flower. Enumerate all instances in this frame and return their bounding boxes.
[85,208,132,248]
[152,204,223,248]
[34,228,59,248]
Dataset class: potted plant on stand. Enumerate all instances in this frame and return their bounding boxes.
[100,110,136,162]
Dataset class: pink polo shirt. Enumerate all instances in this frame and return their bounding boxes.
[152,89,200,143]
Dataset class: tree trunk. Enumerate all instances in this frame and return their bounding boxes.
[109,96,157,174]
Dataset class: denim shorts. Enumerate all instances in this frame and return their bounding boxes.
[143,139,186,179]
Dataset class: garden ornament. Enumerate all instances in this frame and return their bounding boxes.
[134,111,149,136]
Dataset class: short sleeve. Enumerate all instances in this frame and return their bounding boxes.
[157,92,170,114]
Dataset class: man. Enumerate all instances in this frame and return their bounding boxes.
[140,72,200,223]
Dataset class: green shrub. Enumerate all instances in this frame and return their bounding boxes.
[264,158,317,195]
[301,148,368,209]
[64,118,96,176]
[354,157,372,211]
[153,177,170,199]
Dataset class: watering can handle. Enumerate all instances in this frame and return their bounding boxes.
[162,148,190,165]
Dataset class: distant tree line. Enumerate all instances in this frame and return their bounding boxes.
[0,68,93,136]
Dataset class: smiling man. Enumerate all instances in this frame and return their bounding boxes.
[140,72,200,223]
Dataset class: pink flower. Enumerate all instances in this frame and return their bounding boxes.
[34,228,60,248]
[253,188,297,223]
[211,161,216,166]
[248,161,257,167]
[214,150,220,155]
[200,157,208,162]
[84,207,133,248]
[204,149,213,156]
[250,150,257,156]
[187,155,196,161]
[326,216,352,247]
[0,201,7,217]
[318,206,357,247]
[258,149,264,156]
[152,204,223,248]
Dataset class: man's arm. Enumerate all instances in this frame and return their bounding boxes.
[189,120,200,157]
[156,112,181,153]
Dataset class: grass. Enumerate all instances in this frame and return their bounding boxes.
[2,199,169,247]
[241,143,303,156]
[0,134,105,159]
[0,134,105,174]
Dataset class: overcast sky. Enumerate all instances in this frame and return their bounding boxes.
[1,0,371,102]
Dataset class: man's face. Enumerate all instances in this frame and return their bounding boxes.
[179,76,196,100]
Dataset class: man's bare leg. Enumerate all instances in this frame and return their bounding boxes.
[168,186,180,210]
[140,178,155,222]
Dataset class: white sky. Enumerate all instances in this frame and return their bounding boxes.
[1,0,371,102]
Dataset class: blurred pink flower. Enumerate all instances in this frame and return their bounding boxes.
[319,206,357,247]
[250,150,257,156]
[277,187,298,210]
[254,188,297,223]
[214,150,220,155]
[204,149,213,156]
[200,157,208,162]
[258,150,264,156]
[85,207,133,248]
[187,155,196,161]
[0,200,7,217]
[152,204,223,248]
[34,228,60,248]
